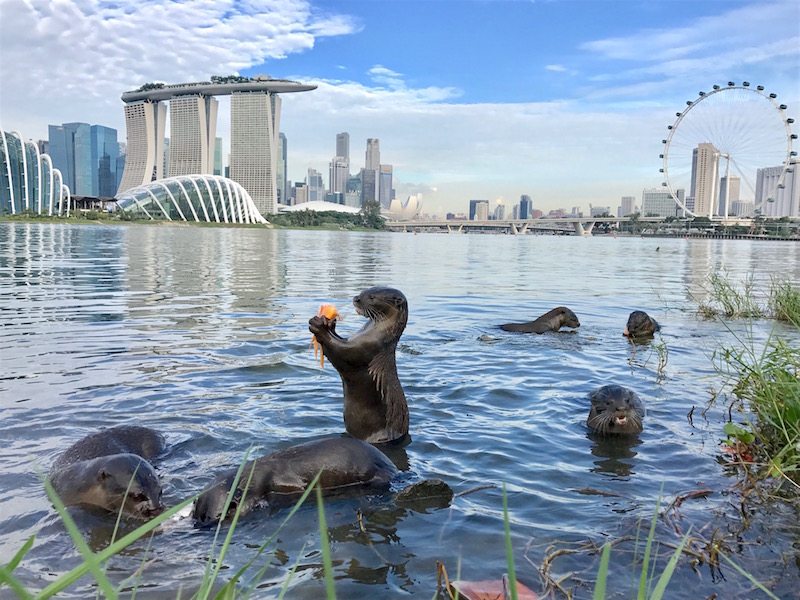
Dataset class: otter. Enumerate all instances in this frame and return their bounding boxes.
[586,385,645,435]
[308,286,409,444]
[48,425,165,519]
[193,437,399,526]
[624,311,661,339]
[500,306,580,334]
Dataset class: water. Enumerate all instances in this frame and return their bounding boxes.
[1,222,799,599]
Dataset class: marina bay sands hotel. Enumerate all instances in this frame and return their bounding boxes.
[117,76,316,215]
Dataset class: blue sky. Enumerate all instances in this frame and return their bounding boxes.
[1,0,798,215]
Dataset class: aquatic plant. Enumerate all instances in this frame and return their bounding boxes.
[767,277,800,327]
[694,273,763,319]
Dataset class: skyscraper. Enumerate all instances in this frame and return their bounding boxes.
[214,137,223,176]
[276,133,287,204]
[119,77,315,213]
[620,196,635,216]
[361,168,377,204]
[336,132,349,162]
[329,156,349,195]
[519,195,533,219]
[378,164,393,208]
[230,91,281,215]
[694,142,719,218]
[718,175,740,217]
[118,100,167,193]
[48,122,118,196]
[90,125,119,197]
[307,168,324,202]
[168,95,218,176]
[365,138,380,202]
[469,199,489,220]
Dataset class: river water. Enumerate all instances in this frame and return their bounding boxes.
[1,222,799,599]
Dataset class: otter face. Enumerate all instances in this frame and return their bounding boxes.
[96,455,164,519]
[559,307,581,329]
[193,474,257,527]
[624,311,659,339]
[587,385,644,435]
[353,287,408,323]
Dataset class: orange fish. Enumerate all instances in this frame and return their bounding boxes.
[311,304,339,368]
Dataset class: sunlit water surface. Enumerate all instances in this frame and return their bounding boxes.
[1,222,799,599]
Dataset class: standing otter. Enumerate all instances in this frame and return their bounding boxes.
[500,306,580,334]
[624,311,661,339]
[48,425,165,519]
[586,385,645,435]
[309,287,409,444]
[193,437,398,526]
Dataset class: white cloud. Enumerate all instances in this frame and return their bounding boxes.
[545,65,567,72]
[0,0,359,133]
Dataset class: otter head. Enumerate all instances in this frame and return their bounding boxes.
[353,287,408,331]
[624,311,659,339]
[587,385,644,435]
[95,454,164,519]
[192,472,258,527]
[557,307,581,329]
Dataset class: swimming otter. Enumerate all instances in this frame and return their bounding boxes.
[624,311,660,339]
[48,425,165,519]
[586,385,645,435]
[309,287,409,444]
[500,307,580,334]
[193,437,398,526]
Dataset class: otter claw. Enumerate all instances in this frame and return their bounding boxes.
[310,304,339,368]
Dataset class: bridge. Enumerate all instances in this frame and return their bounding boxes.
[383,216,671,236]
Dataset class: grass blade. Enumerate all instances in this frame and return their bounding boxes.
[717,551,781,600]
[41,477,117,599]
[593,542,611,600]
[4,534,36,574]
[315,484,336,599]
[0,562,34,599]
[638,486,662,598]
[502,483,518,600]
[649,527,691,600]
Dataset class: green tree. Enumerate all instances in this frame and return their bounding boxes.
[360,200,384,230]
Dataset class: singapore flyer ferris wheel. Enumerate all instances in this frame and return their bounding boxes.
[661,82,796,219]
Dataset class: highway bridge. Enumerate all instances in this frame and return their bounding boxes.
[383,216,670,235]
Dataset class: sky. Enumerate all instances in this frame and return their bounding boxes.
[1,0,798,216]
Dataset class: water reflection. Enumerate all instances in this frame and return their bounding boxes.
[587,431,643,477]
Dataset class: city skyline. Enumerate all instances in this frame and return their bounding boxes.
[1,0,798,215]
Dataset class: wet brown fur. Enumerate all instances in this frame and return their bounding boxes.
[500,306,581,334]
[309,287,409,444]
[587,385,645,435]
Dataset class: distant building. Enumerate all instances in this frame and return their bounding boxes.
[731,200,755,216]
[345,174,362,208]
[519,195,533,219]
[642,188,681,217]
[336,132,349,162]
[276,133,287,203]
[294,182,308,205]
[119,77,316,213]
[694,142,719,218]
[756,159,799,217]
[718,175,740,217]
[469,199,489,220]
[493,203,505,220]
[531,209,543,219]
[378,164,393,208]
[361,168,377,204]
[365,138,380,201]
[590,206,611,217]
[475,201,489,220]
[162,138,170,181]
[307,168,324,202]
[48,122,119,196]
[167,95,218,176]
[213,137,223,176]
[620,196,635,217]
[329,156,349,194]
